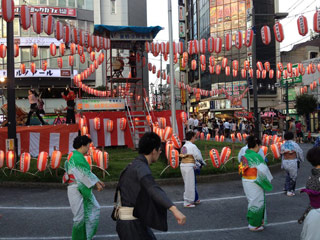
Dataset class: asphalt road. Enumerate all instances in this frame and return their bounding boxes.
[0,144,314,240]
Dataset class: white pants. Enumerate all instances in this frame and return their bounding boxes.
[180,163,195,205]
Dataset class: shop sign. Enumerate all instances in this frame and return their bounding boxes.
[199,101,210,111]
[179,22,185,38]
[234,111,253,118]
[0,6,77,17]
[181,89,186,104]
[280,64,302,86]
[0,37,62,46]
[0,69,78,78]
[179,6,185,21]
[76,98,125,111]
[110,32,153,41]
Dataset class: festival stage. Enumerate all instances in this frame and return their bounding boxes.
[0,110,185,157]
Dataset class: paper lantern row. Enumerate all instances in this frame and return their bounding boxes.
[0,149,63,172]
[145,11,320,57]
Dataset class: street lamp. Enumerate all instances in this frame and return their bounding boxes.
[251,5,288,137]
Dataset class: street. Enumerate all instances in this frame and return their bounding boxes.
[0,144,313,240]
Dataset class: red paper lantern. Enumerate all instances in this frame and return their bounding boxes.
[248,69,253,78]
[261,25,271,45]
[169,149,179,169]
[57,57,63,69]
[41,60,47,71]
[71,27,78,44]
[200,54,206,65]
[187,40,193,55]
[43,15,54,35]
[261,70,267,79]
[20,63,26,74]
[68,56,74,66]
[237,133,243,142]
[216,64,221,75]
[180,112,187,124]
[314,11,320,33]
[178,41,184,54]
[287,63,293,73]
[37,151,48,172]
[225,66,230,76]
[276,70,281,79]
[63,25,70,44]
[297,15,308,36]
[273,21,284,42]
[119,117,127,131]
[256,61,263,72]
[232,60,239,71]
[90,51,95,61]
[20,152,31,173]
[232,69,238,77]
[220,147,231,164]
[32,12,43,34]
[271,144,280,159]
[50,43,56,56]
[20,5,31,30]
[210,149,221,168]
[256,70,261,79]
[209,56,215,66]
[235,31,242,49]
[14,43,19,57]
[54,21,63,40]
[222,57,228,69]
[80,54,85,64]
[199,38,206,54]
[207,36,214,53]
[191,59,197,70]
[30,62,36,74]
[171,134,182,149]
[269,69,274,79]
[50,150,62,170]
[106,120,114,132]
[214,37,222,53]
[164,127,173,141]
[2,0,14,22]
[245,29,253,47]
[93,117,100,130]
[145,41,150,52]
[31,43,38,57]
[225,33,232,51]
[264,62,270,71]
[6,150,15,169]
[59,43,65,56]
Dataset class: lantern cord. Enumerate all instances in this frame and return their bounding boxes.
[160,165,171,176]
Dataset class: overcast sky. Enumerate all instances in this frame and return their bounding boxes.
[146,0,320,88]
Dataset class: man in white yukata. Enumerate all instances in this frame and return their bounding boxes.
[180,131,206,208]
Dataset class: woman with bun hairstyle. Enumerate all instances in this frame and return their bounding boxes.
[64,135,105,240]
[239,136,273,232]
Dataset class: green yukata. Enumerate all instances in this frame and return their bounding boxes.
[240,149,273,227]
[66,150,100,240]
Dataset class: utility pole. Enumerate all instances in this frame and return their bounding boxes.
[159,53,163,110]
[285,80,289,130]
[168,0,177,134]
[251,6,260,138]
[7,19,17,159]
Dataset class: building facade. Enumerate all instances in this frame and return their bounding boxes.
[182,0,280,119]
[0,0,95,102]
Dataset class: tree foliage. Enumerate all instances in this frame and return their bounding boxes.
[295,94,318,116]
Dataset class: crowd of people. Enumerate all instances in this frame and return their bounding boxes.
[62,127,320,239]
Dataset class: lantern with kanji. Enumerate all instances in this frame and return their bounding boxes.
[55,20,63,40]
[314,10,320,33]
[171,134,182,149]
[220,147,231,164]
[57,57,63,69]
[297,15,308,36]
[20,152,31,173]
[180,112,187,124]
[169,149,179,169]
[271,144,281,159]
[225,33,232,51]
[261,25,271,45]
[273,21,284,42]
[235,31,242,49]
[210,149,221,168]
[214,37,222,53]
[59,43,65,56]
[245,29,253,47]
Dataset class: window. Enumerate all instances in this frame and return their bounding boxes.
[77,0,85,9]
[68,0,75,7]
[21,48,30,68]
[85,0,93,10]
[111,0,116,14]
[29,0,38,4]
[40,0,47,5]
[58,0,66,7]
[48,0,56,6]
[309,51,318,59]
[2,20,6,38]
[13,18,19,36]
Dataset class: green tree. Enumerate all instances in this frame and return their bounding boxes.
[295,94,318,130]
